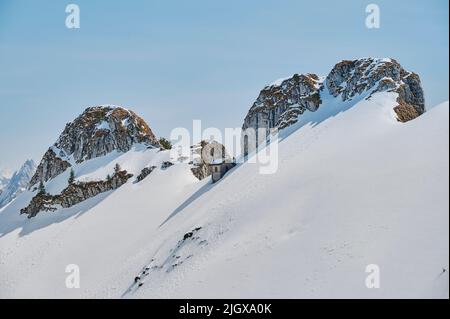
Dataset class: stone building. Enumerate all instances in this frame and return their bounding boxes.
[209,159,236,183]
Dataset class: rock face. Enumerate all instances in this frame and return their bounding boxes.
[21,169,133,218]
[22,105,159,217]
[29,149,71,188]
[326,58,425,115]
[0,160,36,208]
[242,73,322,134]
[29,105,160,187]
[242,58,425,154]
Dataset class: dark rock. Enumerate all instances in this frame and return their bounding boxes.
[21,169,133,218]
[183,232,193,240]
[135,166,156,183]
[242,73,322,138]
[161,161,174,170]
[29,149,71,188]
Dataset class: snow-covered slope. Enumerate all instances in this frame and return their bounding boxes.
[0,92,448,298]
[0,160,36,209]
[139,95,448,299]
[0,169,12,194]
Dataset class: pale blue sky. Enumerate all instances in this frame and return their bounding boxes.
[0,0,448,170]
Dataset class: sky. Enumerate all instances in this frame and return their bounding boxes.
[0,0,448,170]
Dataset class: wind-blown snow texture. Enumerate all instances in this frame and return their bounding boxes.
[0,93,448,298]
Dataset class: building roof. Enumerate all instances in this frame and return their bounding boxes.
[210,159,224,165]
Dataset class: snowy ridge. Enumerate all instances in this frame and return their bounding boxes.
[0,169,13,193]
[0,89,447,298]
[243,58,425,157]
[0,160,36,209]
[0,57,446,298]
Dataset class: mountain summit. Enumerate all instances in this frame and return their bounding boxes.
[242,58,425,146]
[29,105,160,187]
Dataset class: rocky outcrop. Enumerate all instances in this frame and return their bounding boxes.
[29,105,160,188]
[394,72,425,117]
[20,193,57,217]
[57,106,160,162]
[326,58,425,119]
[191,164,210,181]
[21,169,133,218]
[29,149,71,188]
[190,140,231,180]
[393,101,421,122]
[161,161,174,170]
[135,166,156,183]
[242,73,322,134]
[242,58,426,154]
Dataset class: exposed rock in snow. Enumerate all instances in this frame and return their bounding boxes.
[29,106,160,187]
[242,58,425,155]
[161,161,174,170]
[135,166,157,183]
[242,73,322,135]
[22,105,162,217]
[29,149,71,189]
[326,58,425,119]
[0,160,36,209]
[21,168,133,218]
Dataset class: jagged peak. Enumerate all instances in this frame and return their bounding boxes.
[0,159,36,209]
[15,159,36,176]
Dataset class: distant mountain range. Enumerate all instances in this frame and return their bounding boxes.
[0,160,36,209]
